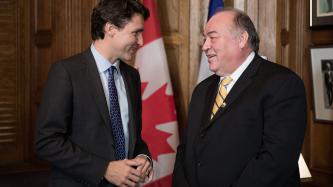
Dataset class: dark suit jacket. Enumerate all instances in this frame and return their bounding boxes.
[173,54,307,187]
[35,48,150,187]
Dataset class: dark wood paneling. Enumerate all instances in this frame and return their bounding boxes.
[0,0,24,164]
[278,0,333,186]
[311,30,333,45]
[0,171,49,186]
[31,0,97,126]
[0,0,98,174]
[308,6,333,187]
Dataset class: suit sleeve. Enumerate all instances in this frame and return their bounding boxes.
[172,85,201,187]
[233,74,307,187]
[172,130,190,187]
[34,62,108,186]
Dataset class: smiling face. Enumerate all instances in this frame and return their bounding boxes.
[202,11,246,76]
[108,13,145,62]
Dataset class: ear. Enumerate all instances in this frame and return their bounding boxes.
[238,31,249,49]
[104,22,118,37]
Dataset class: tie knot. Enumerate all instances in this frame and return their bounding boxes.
[108,66,116,73]
[108,66,118,78]
[221,76,232,86]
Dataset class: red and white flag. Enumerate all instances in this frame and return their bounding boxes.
[135,0,179,186]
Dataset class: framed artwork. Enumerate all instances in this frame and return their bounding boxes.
[310,46,333,123]
[310,0,333,27]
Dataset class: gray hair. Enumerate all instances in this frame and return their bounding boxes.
[218,8,260,52]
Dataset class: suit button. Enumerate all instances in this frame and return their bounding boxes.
[197,162,201,167]
[200,133,205,138]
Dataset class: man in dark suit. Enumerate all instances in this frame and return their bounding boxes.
[173,8,307,187]
[35,0,153,186]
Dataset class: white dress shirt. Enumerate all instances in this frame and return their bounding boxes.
[90,44,130,158]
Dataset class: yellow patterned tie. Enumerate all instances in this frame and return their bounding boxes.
[211,76,232,119]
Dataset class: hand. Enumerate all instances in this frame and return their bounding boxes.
[104,159,142,187]
[133,155,153,183]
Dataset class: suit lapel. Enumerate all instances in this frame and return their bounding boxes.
[119,61,137,158]
[200,75,220,129]
[202,55,262,130]
[82,49,114,143]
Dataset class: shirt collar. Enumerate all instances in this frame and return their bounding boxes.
[90,43,120,74]
[221,51,255,82]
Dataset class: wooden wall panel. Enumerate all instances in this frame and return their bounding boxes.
[0,0,34,173]
[35,0,52,30]
[0,0,23,163]
[53,0,82,59]
[33,0,53,108]
[246,0,259,31]
[32,0,96,110]
[246,0,277,62]
[257,0,277,61]
[81,0,99,48]
[156,0,189,132]
[189,0,208,97]
[311,124,333,168]
[157,0,179,34]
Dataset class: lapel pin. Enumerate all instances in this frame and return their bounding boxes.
[221,102,226,107]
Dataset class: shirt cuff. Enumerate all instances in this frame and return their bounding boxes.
[137,154,153,167]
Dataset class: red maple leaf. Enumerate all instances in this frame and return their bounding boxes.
[141,82,177,161]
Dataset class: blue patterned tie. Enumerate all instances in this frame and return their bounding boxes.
[108,66,126,160]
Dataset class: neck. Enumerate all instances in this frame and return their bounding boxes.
[93,40,118,64]
[217,50,253,76]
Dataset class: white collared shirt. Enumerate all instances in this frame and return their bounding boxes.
[90,44,129,158]
[220,51,255,93]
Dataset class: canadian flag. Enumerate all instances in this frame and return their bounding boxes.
[134,0,179,186]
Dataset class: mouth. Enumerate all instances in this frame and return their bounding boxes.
[206,54,217,59]
[129,45,139,53]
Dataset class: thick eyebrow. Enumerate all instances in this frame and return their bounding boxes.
[206,31,218,36]
[202,30,219,37]
[132,28,144,33]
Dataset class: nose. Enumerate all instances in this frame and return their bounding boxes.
[137,33,143,46]
[202,38,210,52]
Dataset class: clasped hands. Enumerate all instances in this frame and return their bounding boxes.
[104,155,153,187]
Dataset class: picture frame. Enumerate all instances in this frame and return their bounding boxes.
[310,46,333,123]
[310,0,333,27]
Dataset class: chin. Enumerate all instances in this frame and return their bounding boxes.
[121,55,133,62]
[208,64,218,73]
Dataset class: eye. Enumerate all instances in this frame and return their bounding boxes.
[133,31,142,38]
[209,36,218,41]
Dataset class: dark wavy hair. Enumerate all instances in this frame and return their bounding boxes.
[91,0,150,40]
